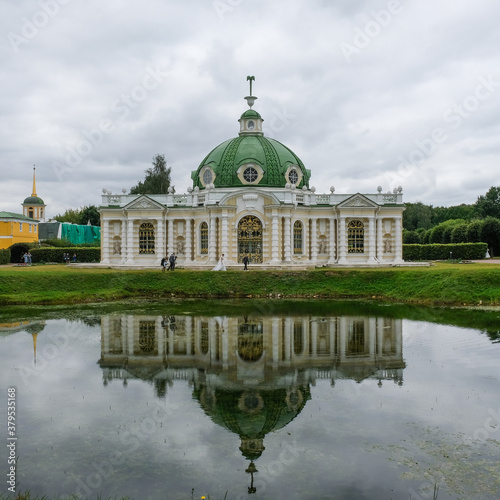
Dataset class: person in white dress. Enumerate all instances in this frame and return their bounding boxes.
[212,253,227,271]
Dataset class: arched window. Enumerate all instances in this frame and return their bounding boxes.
[139,222,155,254]
[200,222,208,254]
[348,220,364,253]
[293,220,302,254]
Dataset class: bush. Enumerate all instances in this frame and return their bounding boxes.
[403,230,420,244]
[0,248,10,265]
[466,220,483,242]
[30,247,101,263]
[40,238,74,247]
[403,243,488,261]
[479,217,500,256]
[451,223,468,243]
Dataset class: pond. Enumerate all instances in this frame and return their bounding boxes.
[0,301,499,500]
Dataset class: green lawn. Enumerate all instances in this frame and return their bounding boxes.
[1,262,499,306]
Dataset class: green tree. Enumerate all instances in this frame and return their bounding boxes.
[466,220,483,243]
[53,205,100,226]
[130,154,172,195]
[53,208,80,224]
[475,186,500,219]
[78,205,100,226]
[403,230,420,244]
[480,217,500,256]
[450,223,468,243]
[403,201,433,230]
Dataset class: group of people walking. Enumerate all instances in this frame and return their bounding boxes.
[160,254,251,272]
[161,253,177,271]
[21,252,32,265]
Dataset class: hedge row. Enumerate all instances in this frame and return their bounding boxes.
[0,249,10,265]
[30,247,101,263]
[403,243,488,261]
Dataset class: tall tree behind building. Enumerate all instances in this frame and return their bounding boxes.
[130,154,172,195]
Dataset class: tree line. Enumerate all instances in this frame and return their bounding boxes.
[403,186,500,256]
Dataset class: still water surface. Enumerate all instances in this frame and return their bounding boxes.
[0,302,499,500]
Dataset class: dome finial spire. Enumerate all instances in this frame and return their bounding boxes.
[32,164,37,196]
[244,76,257,108]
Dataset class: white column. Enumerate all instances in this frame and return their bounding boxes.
[120,218,127,264]
[284,215,291,262]
[311,217,318,263]
[377,217,383,262]
[394,217,403,263]
[338,217,347,264]
[167,217,174,256]
[328,217,336,265]
[102,219,110,264]
[126,219,135,264]
[156,217,164,263]
[271,212,279,263]
[209,214,217,262]
[185,218,192,263]
[368,216,376,263]
[221,211,228,261]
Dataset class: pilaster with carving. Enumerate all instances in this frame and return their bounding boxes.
[209,214,217,262]
[328,217,336,265]
[102,219,110,264]
[377,217,383,262]
[284,215,291,262]
[185,219,192,263]
[338,217,347,264]
[367,216,376,263]
[311,217,318,263]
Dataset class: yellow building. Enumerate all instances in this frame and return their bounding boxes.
[0,168,43,250]
[0,211,39,249]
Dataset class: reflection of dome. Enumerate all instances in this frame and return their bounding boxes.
[196,386,310,460]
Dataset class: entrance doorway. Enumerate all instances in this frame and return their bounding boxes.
[238,216,263,263]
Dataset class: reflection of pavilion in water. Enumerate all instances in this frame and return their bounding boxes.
[99,314,404,493]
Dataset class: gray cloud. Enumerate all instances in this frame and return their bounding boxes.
[1,0,500,217]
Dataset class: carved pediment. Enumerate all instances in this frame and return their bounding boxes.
[338,194,378,209]
[125,195,165,211]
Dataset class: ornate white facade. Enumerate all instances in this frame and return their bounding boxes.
[98,187,405,268]
[99,85,406,268]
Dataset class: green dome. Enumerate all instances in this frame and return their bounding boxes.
[240,109,262,120]
[23,196,45,205]
[192,135,311,189]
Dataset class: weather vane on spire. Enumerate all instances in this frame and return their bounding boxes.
[247,75,255,96]
[244,76,257,108]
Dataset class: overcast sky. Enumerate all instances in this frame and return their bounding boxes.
[1,0,499,218]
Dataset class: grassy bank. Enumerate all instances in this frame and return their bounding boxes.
[1,263,500,307]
